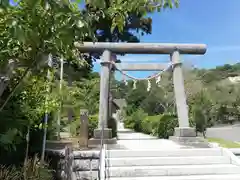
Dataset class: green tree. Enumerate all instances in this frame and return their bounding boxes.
[84,0,179,42]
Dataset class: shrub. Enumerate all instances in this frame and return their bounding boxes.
[140,116,152,134]
[124,116,135,129]
[21,156,53,180]
[142,115,161,135]
[156,113,178,139]
[108,117,117,138]
[69,119,79,137]
[124,109,147,132]
[0,165,20,180]
[88,115,98,138]
[125,110,178,139]
[191,106,207,137]
[0,156,53,180]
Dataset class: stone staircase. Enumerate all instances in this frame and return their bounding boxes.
[105,148,240,180]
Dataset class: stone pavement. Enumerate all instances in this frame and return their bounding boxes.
[115,124,184,150]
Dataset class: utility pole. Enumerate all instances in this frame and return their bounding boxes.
[57,57,64,141]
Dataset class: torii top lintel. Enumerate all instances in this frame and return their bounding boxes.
[74,42,207,55]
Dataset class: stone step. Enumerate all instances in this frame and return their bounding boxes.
[72,166,240,180]
[117,128,133,133]
[107,156,230,167]
[106,164,240,177]
[106,148,222,158]
[88,138,117,146]
[107,174,240,180]
[72,170,98,180]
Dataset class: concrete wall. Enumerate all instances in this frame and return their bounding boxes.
[46,149,100,180]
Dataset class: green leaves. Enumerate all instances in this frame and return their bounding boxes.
[1,0,96,69]
[58,76,100,115]
[0,0,10,8]
[85,0,179,36]
[0,128,22,151]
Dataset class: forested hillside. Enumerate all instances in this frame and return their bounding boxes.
[195,63,240,84]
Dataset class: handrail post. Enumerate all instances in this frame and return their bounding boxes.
[99,144,106,180]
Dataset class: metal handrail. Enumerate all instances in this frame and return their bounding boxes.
[99,121,106,180]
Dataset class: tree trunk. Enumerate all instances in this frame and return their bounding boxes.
[24,126,30,179]
[0,59,16,97]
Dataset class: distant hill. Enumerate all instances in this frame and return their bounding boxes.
[194,63,240,84]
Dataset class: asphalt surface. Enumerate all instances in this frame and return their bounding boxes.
[206,124,240,142]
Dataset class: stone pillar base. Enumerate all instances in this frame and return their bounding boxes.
[88,128,117,147]
[174,127,196,137]
[93,128,112,139]
[169,127,210,148]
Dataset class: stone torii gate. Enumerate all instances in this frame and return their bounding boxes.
[74,42,207,145]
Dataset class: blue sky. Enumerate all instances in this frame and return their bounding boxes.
[93,0,240,79]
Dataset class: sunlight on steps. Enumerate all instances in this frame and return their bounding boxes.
[100,127,240,180]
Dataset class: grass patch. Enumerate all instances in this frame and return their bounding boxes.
[207,138,240,148]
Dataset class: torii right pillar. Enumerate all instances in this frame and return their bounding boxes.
[170,50,209,147]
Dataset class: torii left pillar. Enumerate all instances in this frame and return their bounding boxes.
[89,50,117,146]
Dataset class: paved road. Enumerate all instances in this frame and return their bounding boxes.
[206,125,240,142]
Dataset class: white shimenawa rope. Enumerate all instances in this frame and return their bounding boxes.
[133,80,137,89]
[113,62,172,91]
[147,80,151,91]
[115,62,172,81]
[123,74,128,86]
[156,75,161,87]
